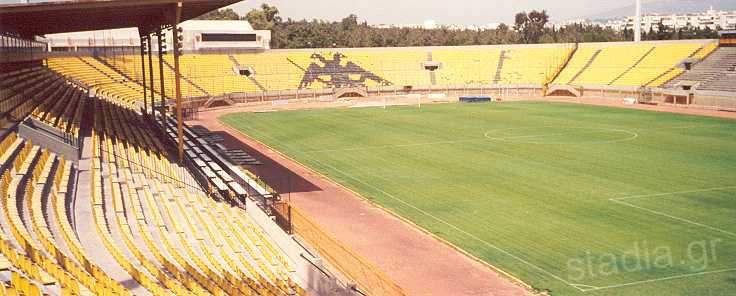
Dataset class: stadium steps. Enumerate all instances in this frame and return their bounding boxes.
[135,172,224,294]
[645,67,678,87]
[97,136,173,293]
[95,56,170,100]
[1,140,105,295]
[120,172,217,295]
[78,57,124,85]
[609,46,656,85]
[94,57,139,84]
[43,161,79,267]
[547,44,577,85]
[492,50,505,83]
[26,154,103,295]
[6,79,60,122]
[158,114,300,294]
[78,57,146,100]
[568,48,601,85]
[229,54,268,92]
[90,98,304,295]
[75,130,152,295]
[427,51,437,85]
[90,105,171,294]
[699,72,736,92]
[146,179,261,295]
[665,47,736,90]
[47,57,143,108]
[689,42,719,60]
[160,58,211,97]
[651,44,717,87]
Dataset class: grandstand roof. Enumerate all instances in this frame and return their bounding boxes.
[179,20,255,32]
[0,0,242,36]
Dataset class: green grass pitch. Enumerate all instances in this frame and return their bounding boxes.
[220,101,736,295]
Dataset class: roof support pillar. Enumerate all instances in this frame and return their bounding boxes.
[156,29,167,133]
[147,32,156,119]
[173,1,185,161]
[139,34,148,115]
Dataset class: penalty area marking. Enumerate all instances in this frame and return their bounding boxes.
[609,186,736,238]
[574,267,736,292]
[610,185,736,201]
[577,186,736,292]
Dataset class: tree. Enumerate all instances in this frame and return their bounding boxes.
[245,4,282,30]
[646,25,655,40]
[514,10,549,44]
[195,8,240,20]
[341,14,359,31]
[248,4,707,49]
[654,21,671,40]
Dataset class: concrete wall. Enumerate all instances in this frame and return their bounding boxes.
[245,198,358,296]
[18,118,80,161]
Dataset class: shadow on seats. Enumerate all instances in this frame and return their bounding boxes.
[194,126,322,194]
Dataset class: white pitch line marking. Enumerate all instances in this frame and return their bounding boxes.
[571,283,600,291]
[610,185,736,201]
[484,127,639,144]
[610,199,736,238]
[608,185,736,238]
[303,138,485,153]
[305,126,639,153]
[579,268,736,292]
[240,125,586,291]
[308,157,586,290]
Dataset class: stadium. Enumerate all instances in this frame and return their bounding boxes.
[1,0,735,295]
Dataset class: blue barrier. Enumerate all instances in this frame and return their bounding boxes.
[459,96,492,103]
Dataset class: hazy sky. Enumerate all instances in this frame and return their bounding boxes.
[0,0,722,25]
[0,0,638,24]
[228,0,636,24]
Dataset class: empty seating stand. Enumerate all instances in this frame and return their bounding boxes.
[0,132,124,295]
[87,98,305,295]
[666,46,736,92]
[1,65,310,294]
[161,115,250,203]
[554,41,709,88]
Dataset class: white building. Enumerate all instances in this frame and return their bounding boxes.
[46,20,271,52]
[618,8,735,31]
[556,8,736,32]
[423,20,438,30]
[177,20,271,50]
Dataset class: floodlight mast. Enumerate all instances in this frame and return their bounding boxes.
[635,0,642,42]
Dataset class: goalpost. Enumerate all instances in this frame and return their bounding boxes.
[381,94,423,109]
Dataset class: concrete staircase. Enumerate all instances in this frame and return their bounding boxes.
[228,55,267,92]
[665,47,736,90]
[160,59,211,96]
[568,49,602,85]
[700,72,736,92]
[609,46,656,85]
[492,50,506,83]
